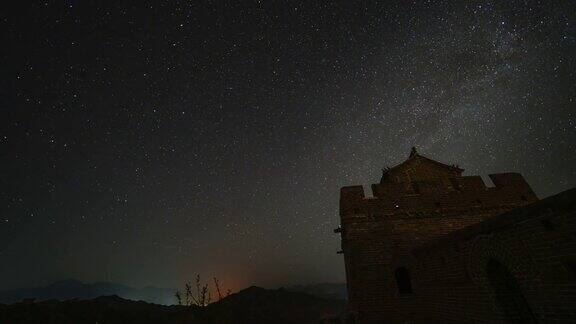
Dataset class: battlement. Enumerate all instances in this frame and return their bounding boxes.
[343,173,535,200]
[341,172,537,215]
[340,151,537,219]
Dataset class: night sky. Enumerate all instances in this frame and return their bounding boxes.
[1,1,575,292]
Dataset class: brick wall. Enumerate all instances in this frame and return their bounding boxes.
[337,152,541,323]
[413,188,576,322]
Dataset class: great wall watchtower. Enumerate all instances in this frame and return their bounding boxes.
[335,147,539,322]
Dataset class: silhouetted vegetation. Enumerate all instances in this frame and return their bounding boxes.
[175,274,230,307]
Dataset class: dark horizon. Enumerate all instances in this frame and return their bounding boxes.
[1,276,347,293]
[1,1,575,293]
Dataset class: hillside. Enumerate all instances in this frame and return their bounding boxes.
[0,279,176,305]
[0,286,347,324]
[286,283,347,300]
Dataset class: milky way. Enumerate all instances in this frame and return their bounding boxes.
[1,1,575,291]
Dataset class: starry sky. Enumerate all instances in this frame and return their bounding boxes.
[1,1,575,292]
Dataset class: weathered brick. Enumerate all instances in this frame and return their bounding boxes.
[336,148,575,323]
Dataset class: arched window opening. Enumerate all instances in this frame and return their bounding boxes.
[563,260,576,275]
[395,267,413,294]
[540,219,555,231]
[486,259,536,323]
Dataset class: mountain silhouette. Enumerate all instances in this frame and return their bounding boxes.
[0,279,176,305]
[0,286,347,323]
[286,283,347,300]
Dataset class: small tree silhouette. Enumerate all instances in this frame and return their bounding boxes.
[175,274,230,306]
[212,276,233,300]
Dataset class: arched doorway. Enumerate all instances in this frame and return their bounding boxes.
[394,267,413,294]
[486,259,537,323]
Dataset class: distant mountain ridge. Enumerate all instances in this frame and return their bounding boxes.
[286,283,347,300]
[0,280,347,306]
[0,286,347,323]
[0,279,176,305]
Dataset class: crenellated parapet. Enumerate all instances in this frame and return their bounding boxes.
[341,172,538,221]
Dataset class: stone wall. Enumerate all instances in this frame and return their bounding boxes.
[337,153,541,322]
[412,188,576,322]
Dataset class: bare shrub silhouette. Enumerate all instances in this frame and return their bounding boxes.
[175,274,230,306]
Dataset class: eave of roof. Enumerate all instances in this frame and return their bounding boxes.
[383,152,464,176]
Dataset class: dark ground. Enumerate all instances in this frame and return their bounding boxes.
[0,286,347,324]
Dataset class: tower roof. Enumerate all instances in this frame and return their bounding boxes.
[380,147,463,183]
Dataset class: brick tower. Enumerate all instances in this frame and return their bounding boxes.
[335,148,538,322]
